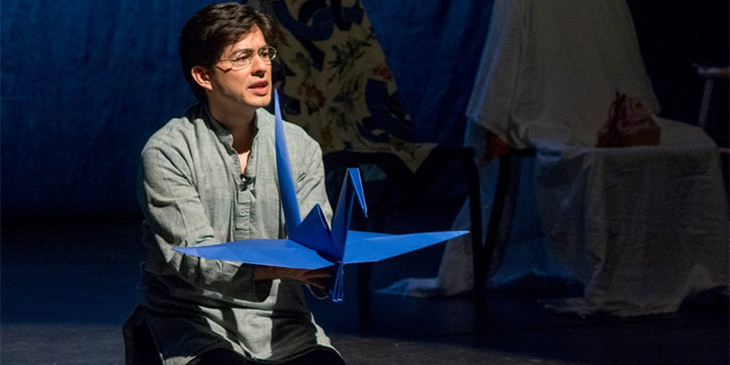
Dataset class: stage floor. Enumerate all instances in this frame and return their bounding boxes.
[2,219,728,365]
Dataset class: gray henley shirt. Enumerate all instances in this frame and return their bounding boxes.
[136,103,336,365]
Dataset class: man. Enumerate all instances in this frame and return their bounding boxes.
[123,3,345,365]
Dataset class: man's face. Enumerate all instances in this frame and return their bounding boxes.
[207,26,272,113]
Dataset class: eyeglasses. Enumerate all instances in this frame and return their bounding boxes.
[218,46,277,70]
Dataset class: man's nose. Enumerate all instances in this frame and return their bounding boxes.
[250,53,268,75]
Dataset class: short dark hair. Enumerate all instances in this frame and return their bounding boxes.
[179,2,282,101]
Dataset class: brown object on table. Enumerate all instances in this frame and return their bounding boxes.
[597,92,661,147]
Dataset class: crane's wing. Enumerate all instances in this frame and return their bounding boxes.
[343,230,469,264]
[174,239,334,270]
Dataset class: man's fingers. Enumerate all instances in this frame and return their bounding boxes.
[254,266,331,288]
[302,269,331,279]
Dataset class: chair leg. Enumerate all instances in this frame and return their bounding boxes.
[464,156,484,310]
[123,307,162,365]
[474,153,511,311]
[698,75,715,131]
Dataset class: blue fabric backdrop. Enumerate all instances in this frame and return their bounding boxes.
[2,1,204,217]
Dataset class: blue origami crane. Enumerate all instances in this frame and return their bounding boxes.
[174,90,468,301]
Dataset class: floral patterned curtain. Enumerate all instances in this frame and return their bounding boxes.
[247,0,435,170]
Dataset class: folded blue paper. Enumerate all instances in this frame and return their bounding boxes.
[174,90,468,301]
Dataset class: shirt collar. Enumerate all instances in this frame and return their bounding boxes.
[203,104,261,180]
[203,103,261,149]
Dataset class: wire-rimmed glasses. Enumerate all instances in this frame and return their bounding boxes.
[218,46,277,70]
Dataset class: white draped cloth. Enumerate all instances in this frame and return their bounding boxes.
[533,118,729,317]
[380,0,729,316]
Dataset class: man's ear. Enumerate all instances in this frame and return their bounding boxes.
[191,66,213,92]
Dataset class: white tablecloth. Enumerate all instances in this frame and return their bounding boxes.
[380,120,729,317]
[534,118,729,316]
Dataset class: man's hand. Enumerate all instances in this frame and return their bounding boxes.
[254,266,331,290]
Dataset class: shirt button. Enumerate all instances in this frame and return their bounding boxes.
[239,210,246,217]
